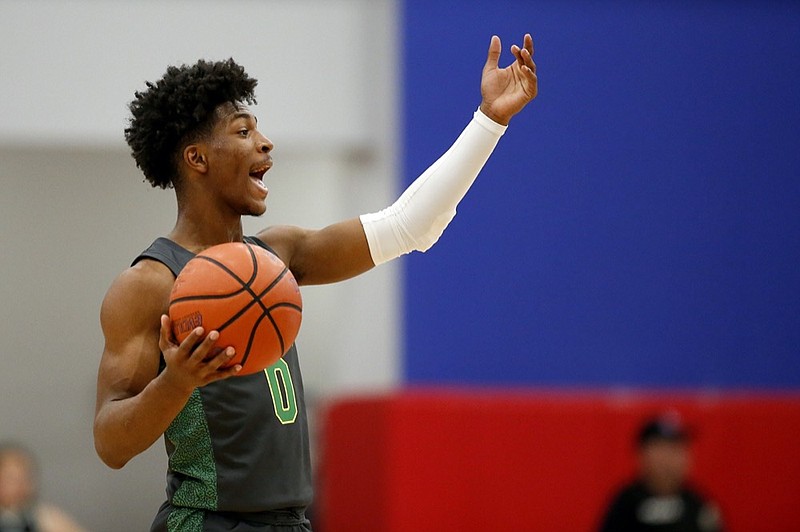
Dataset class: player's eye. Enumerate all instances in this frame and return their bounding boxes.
[238,129,249,137]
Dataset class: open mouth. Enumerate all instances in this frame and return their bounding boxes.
[249,165,269,180]
[249,161,271,189]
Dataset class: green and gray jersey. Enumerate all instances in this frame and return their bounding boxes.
[133,236,312,513]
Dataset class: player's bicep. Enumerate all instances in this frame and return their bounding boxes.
[258,218,374,285]
[96,334,159,406]
[96,269,166,405]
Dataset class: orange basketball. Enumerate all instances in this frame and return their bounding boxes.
[168,242,302,375]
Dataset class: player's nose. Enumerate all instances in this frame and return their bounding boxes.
[256,132,273,153]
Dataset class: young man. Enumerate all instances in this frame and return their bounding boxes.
[94,34,537,531]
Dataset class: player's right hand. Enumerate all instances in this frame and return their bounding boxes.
[158,314,242,392]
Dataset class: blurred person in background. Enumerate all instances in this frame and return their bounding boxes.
[599,413,724,532]
[0,442,87,532]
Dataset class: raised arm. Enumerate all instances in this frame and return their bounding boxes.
[93,261,239,468]
[260,34,538,285]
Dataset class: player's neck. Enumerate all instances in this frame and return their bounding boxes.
[169,212,245,254]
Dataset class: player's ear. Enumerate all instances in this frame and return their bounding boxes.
[183,144,208,174]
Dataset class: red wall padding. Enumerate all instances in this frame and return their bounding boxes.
[318,390,800,532]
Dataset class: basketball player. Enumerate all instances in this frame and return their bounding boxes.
[94,34,537,531]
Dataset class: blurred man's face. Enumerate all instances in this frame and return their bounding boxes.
[639,439,690,495]
[0,452,36,509]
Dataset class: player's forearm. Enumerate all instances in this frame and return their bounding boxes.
[94,373,192,469]
[360,108,507,265]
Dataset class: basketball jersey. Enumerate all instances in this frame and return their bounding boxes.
[133,237,313,514]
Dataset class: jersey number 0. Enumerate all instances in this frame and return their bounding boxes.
[264,358,298,424]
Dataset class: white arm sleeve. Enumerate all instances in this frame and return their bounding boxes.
[359,108,507,265]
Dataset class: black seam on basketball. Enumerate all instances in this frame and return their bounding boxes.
[262,308,286,356]
[215,267,292,327]
[219,246,267,309]
[213,303,253,335]
[258,267,290,300]
[204,267,291,335]
[266,302,303,313]
[202,268,292,342]
[169,245,261,306]
[239,311,266,368]
[237,301,287,368]
[169,292,247,306]
[244,243,259,286]
[193,255,254,290]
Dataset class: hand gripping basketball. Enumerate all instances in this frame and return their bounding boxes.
[168,242,303,375]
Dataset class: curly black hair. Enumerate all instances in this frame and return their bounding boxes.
[125,58,258,189]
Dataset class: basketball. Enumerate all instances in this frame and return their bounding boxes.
[168,242,302,375]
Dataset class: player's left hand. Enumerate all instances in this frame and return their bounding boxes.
[480,33,538,125]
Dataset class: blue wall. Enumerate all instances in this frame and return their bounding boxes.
[402,1,800,388]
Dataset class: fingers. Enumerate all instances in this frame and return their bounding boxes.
[186,330,238,368]
[510,35,536,76]
[159,314,180,353]
[160,314,238,367]
[490,33,536,74]
[511,44,522,66]
[188,330,219,361]
[195,340,241,382]
[160,321,205,359]
[213,361,243,381]
[523,33,535,73]
[524,33,534,57]
[203,344,240,373]
[521,48,536,75]
[484,35,502,72]
[158,315,242,387]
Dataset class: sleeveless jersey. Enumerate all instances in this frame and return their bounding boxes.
[133,237,313,514]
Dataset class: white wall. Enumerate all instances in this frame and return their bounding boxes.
[1,0,385,147]
[0,1,400,529]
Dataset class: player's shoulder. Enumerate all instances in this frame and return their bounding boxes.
[256,224,307,244]
[109,258,174,299]
[101,258,174,326]
[254,225,308,263]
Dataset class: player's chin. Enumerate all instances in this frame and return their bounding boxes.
[235,196,268,217]
[248,199,268,217]
[246,181,269,216]
[243,202,267,217]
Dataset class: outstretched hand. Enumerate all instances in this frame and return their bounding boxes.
[480,34,538,126]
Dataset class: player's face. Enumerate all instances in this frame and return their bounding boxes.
[204,102,274,217]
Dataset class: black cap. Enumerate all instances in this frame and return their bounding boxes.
[637,412,689,446]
